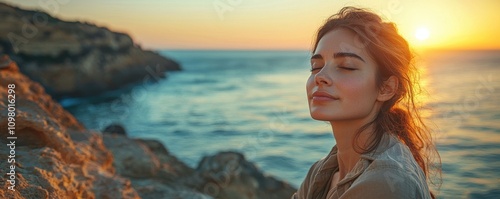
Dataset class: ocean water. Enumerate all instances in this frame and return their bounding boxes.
[65,50,500,198]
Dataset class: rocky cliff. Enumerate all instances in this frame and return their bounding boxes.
[0,57,296,198]
[0,2,181,99]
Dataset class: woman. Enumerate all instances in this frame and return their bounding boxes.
[293,7,440,199]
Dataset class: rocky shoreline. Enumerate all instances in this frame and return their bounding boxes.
[0,2,181,99]
[0,2,296,198]
[0,58,296,198]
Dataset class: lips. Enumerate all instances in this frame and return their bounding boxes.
[311,91,339,102]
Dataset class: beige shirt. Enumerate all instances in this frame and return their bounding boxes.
[292,134,431,199]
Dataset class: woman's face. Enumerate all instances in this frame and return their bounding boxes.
[306,28,382,122]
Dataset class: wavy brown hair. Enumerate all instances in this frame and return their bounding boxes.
[313,6,441,197]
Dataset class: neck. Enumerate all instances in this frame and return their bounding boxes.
[330,119,373,179]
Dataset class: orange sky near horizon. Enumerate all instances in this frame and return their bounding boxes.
[2,0,500,51]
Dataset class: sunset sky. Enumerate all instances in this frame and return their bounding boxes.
[3,0,500,50]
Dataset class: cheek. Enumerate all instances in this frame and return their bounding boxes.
[340,76,378,100]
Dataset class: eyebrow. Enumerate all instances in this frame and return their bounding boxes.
[310,52,365,63]
[310,54,323,60]
[334,52,365,62]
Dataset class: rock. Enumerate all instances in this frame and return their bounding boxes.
[0,55,83,131]
[102,134,214,198]
[134,139,195,180]
[0,56,140,198]
[102,134,162,179]
[0,55,12,69]
[103,123,127,136]
[0,2,181,99]
[193,152,296,199]
[130,179,214,199]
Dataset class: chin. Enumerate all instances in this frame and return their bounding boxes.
[309,110,336,121]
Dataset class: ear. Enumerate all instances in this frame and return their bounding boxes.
[377,75,398,102]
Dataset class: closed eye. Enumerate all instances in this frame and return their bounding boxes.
[310,67,322,72]
[339,66,356,71]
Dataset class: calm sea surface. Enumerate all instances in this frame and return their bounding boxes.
[66,50,500,198]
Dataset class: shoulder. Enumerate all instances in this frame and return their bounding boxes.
[367,139,427,181]
[344,141,431,198]
[343,165,430,199]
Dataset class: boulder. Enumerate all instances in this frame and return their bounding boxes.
[103,123,127,136]
[102,134,213,198]
[192,152,297,199]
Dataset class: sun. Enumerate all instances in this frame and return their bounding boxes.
[415,27,430,41]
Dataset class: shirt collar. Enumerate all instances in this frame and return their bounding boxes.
[359,133,399,161]
[318,133,399,172]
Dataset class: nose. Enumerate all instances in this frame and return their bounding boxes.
[314,68,332,86]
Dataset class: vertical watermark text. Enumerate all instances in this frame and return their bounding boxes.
[6,83,17,191]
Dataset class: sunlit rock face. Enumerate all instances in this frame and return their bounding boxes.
[0,58,140,199]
